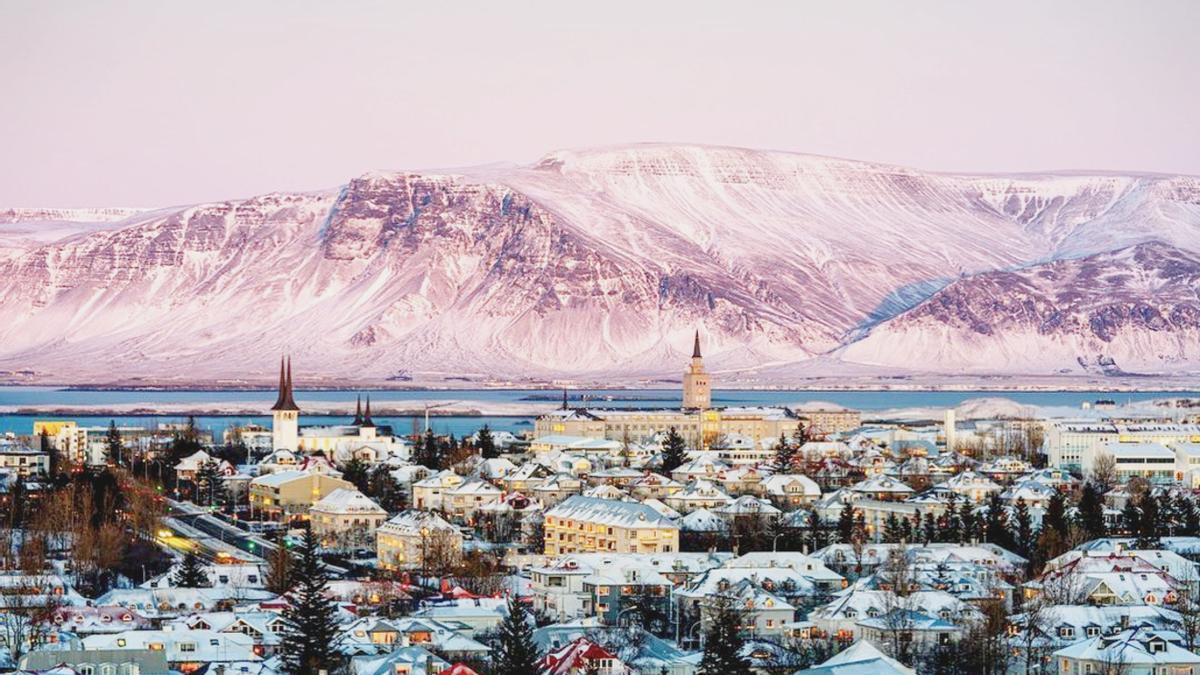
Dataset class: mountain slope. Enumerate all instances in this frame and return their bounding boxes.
[839,241,1200,374]
[1,144,1199,384]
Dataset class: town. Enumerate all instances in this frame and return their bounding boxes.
[3,340,1200,675]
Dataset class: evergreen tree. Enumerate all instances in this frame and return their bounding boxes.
[883,512,902,543]
[1136,495,1161,549]
[922,512,937,544]
[340,457,370,493]
[1179,495,1200,537]
[661,427,688,474]
[698,596,753,675]
[836,505,855,543]
[493,595,540,675]
[943,493,962,543]
[1044,491,1069,534]
[1121,499,1142,536]
[105,420,123,465]
[194,458,227,508]
[264,529,293,595]
[1077,482,1107,540]
[769,432,796,475]
[366,465,405,513]
[1157,493,1177,537]
[960,506,979,543]
[1013,498,1034,560]
[478,425,498,459]
[413,430,441,470]
[172,552,211,588]
[899,515,915,543]
[279,527,343,675]
[984,491,1010,549]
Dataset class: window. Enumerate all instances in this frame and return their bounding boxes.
[179,643,196,652]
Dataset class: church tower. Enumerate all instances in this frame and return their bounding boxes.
[682,331,711,410]
[271,356,300,451]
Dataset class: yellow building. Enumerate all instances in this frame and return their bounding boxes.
[248,469,354,519]
[543,496,680,555]
[376,510,463,570]
[795,408,863,436]
[310,488,388,548]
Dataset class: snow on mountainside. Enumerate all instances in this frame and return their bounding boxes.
[1,143,1199,385]
[840,241,1200,375]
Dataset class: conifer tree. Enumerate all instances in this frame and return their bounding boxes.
[984,491,1010,549]
[660,427,688,474]
[698,596,753,675]
[769,432,796,475]
[1121,499,1142,536]
[105,420,123,465]
[1136,495,1161,549]
[922,512,937,544]
[1179,495,1200,536]
[172,552,211,587]
[943,493,962,543]
[883,512,902,543]
[265,529,293,595]
[478,425,498,459]
[367,465,405,513]
[836,506,855,543]
[195,458,227,508]
[279,527,342,675]
[1013,498,1034,560]
[413,429,440,470]
[493,595,540,675]
[1077,482,1107,540]
[340,457,370,493]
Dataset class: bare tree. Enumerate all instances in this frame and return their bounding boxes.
[1090,453,1118,492]
[1173,567,1200,652]
[0,577,62,663]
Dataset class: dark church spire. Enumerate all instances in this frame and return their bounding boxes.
[352,395,363,426]
[271,355,299,412]
[362,395,375,427]
[692,330,702,359]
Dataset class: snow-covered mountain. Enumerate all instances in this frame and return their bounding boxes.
[839,241,1200,375]
[2,144,1199,385]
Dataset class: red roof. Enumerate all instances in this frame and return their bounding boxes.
[541,638,621,675]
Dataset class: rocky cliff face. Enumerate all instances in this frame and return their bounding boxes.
[1,144,1199,384]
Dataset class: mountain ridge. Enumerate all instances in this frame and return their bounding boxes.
[2,143,1199,385]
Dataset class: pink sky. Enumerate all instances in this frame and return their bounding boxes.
[2,0,1197,207]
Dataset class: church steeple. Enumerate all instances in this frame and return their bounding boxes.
[271,356,299,412]
[682,332,711,410]
[692,330,702,359]
[352,395,363,426]
[362,395,375,427]
[561,388,569,411]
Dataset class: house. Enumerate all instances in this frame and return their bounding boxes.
[376,510,463,571]
[443,479,502,522]
[0,441,50,477]
[81,630,258,670]
[934,471,1002,502]
[761,474,821,508]
[794,639,915,675]
[411,470,464,511]
[310,488,388,549]
[543,496,680,555]
[247,470,354,519]
[1054,628,1200,675]
[856,608,962,649]
[540,637,629,675]
[174,450,234,483]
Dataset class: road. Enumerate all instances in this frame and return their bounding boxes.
[158,498,349,576]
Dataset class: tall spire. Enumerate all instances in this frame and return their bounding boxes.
[561,387,569,411]
[362,395,375,427]
[271,355,299,412]
[692,330,702,359]
[352,395,363,426]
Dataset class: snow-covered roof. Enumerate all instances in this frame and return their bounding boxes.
[311,488,386,515]
[546,496,678,530]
